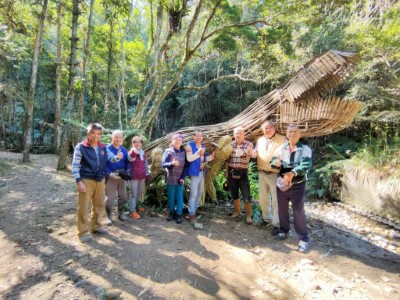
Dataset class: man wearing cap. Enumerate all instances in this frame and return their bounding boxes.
[72,123,123,243]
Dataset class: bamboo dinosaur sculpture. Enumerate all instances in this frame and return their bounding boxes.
[145,50,363,200]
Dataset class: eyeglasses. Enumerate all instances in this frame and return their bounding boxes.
[133,141,142,143]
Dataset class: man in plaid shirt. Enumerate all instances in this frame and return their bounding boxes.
[225,126,254,224]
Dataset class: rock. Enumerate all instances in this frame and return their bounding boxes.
[95,287,105,299]
[104,289,122,300]
[75,279,86,287]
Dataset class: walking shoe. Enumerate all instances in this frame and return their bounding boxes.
[167,211,175,221]
[130,212,141,219]
[137,207,145,212]
[298,241,310,253]
[92,228,108,235]
[275,232,288,240]
[118,211,128,221]
[271,226,280,236]
[176,214,183,224]
[79,234,91,243]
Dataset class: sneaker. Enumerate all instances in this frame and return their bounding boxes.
[137,207,145,212]
[271,226,280,236]
[298,241,310,253]
[79,234,91,243]
[275,232,288,240]
[92,228,108,234]
[130,212,141,219]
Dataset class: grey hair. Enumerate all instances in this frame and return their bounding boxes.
[262,120,276,129]
[233,126,245,134]
[287,124,301,131]
[112,130,123,138]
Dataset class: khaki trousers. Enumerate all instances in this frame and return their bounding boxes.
[76,178,106,236]
[258,171,279,226]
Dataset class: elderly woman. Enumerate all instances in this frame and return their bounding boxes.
[225,126,254,225]
[270,124,312,253]
[162,133,188,224]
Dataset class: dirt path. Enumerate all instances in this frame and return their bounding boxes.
[0,152,399,299]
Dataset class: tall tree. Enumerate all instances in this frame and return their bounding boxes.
[57,0,80,170]
[53,0,63,154]
[22,0,49,162]
[74,0,95,146]
[130,0,271,137]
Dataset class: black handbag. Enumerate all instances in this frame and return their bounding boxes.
[118,170,132,181]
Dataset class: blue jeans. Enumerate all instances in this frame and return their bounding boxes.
[167,184,183,215]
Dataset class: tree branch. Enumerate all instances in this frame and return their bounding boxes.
[172,74,262,92]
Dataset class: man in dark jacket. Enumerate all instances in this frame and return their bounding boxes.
[72,123,123,242]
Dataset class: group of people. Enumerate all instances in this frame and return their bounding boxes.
[72,121,312,253]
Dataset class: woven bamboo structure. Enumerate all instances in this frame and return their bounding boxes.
[145,50,363,200]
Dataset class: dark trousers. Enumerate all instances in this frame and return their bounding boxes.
[277,181,309,242]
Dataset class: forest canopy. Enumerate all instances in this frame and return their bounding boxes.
[0,0,399,172]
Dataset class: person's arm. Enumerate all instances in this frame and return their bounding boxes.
[72,144,82,183]
[249,142,259,158]
[270,147,282,170]
[106,147,121,162]
[185,144,202,162]
[162,150,174,168]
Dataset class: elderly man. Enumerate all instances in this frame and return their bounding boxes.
[72,123,123,243]
[253,121,286,235]
[105,130,130,224]
[225,127,254,224]
[271,124,312,253]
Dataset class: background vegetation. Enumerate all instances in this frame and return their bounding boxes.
[0,0,399,202]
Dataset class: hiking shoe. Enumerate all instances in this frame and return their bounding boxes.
[118,211,128,221]
[167,211,175,221]
[271,226,280,236]
[298,241,310,253]
[79,234,91,243]
[130,212,141,219]
[92,228,108,234]
[176,214,183,224]
[275,232,288,240]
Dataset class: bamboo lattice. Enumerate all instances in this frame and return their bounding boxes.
[145,50,363,200]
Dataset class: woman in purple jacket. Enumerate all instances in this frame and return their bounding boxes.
[162,133,188,224]
[128,136,149,219]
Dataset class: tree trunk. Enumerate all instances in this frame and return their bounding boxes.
[117,0,135,130]
[75,0,95,145]
[103,18,114,126]
[57,0,80,170]
[22,0,48,162]
[53,0,63,154]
